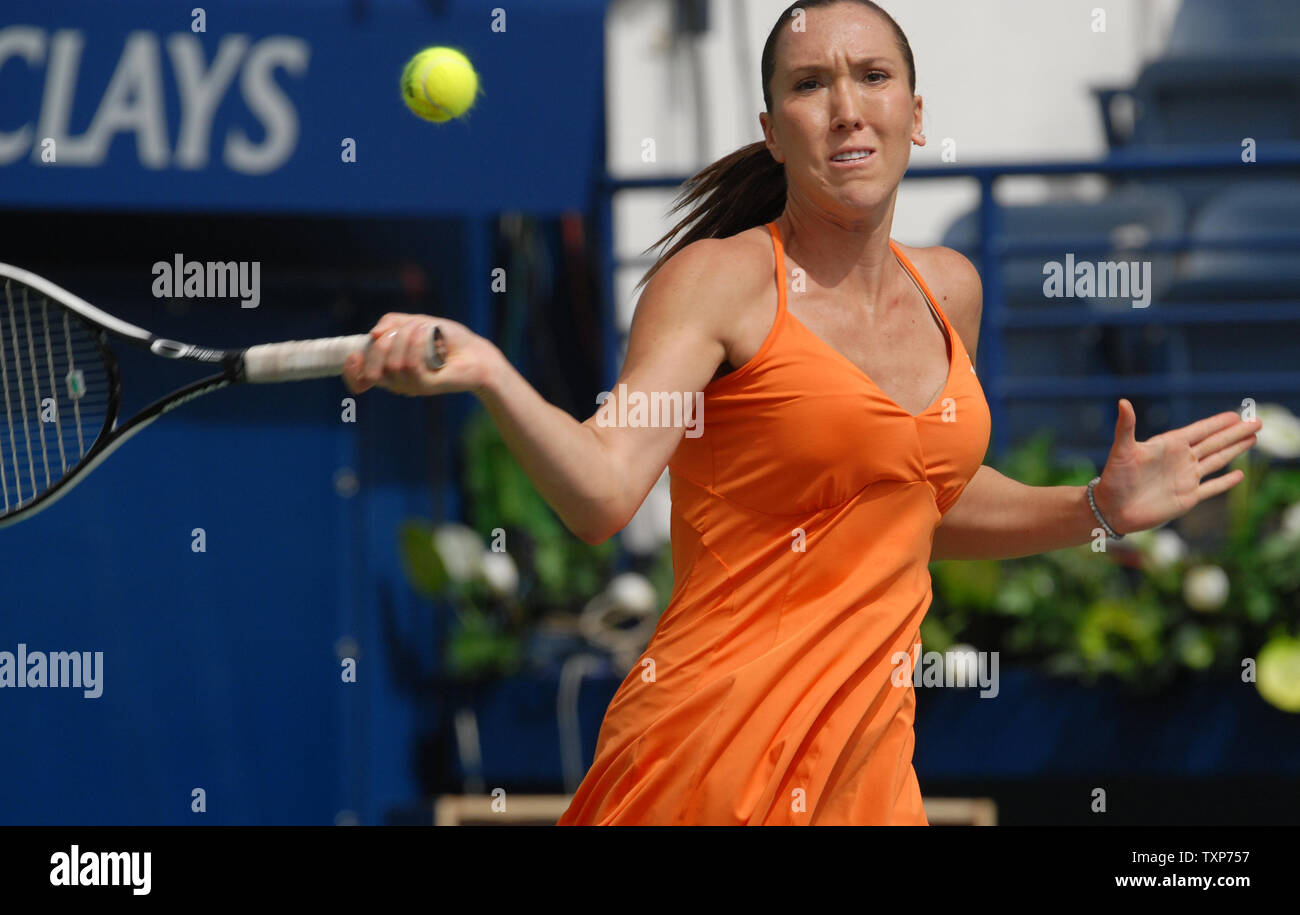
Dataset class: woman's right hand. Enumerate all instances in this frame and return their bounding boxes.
[342,313,501,397]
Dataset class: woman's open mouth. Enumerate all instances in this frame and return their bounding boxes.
[829,148,875,168]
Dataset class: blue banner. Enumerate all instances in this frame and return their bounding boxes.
[0,0,607,214]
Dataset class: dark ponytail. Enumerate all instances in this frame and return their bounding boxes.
[634,143,786,292]
[635,0,916,292]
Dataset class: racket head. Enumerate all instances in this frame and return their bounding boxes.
[0,263,448,526]
[0,270,122,528]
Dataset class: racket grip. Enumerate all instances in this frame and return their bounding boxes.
[243,326,446,383]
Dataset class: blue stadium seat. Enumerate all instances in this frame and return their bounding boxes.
[941,185,1184,363]
[1087,0,1300,154]
[1131,56,1300,148]
[1119,0,1300,208]
[1146,180,1300,393]
[941,185,1186,310]
[940,187,1187,447]
[1165,179,1300,299]
[1165,0,1300,56]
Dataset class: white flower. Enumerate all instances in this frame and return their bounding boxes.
[1147,529,1188,570]
[1253,403,1300,459]
[605,572,659,616]
[1183,564,1229,612]
[579,574,661,672]
[479,550,519,598]
[1281,501,1300,538]
[432,523,485,582]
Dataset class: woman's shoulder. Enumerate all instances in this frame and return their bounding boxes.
[893,242,984,356]
[653,225,779,307]
[677,223,777,271]
[655,223,773,273]
[633,225,777,341]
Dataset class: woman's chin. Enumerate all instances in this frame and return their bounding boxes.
[830,190,893,218]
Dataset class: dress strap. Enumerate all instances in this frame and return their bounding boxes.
[765,222,789,319]
[889,240,951,338]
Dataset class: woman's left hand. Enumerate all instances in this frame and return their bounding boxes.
[1093,398,1262,536]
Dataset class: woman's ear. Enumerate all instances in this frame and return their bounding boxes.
[760,111,786,164]
[911,95,925,146]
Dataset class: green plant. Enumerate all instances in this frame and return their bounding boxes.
[399,406,620,681]
[925,423,1300,709]
[461,407,616,609]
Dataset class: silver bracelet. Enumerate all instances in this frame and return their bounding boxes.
[1087,476,1124,540]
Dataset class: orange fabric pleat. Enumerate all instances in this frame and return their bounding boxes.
[557,222,991,825]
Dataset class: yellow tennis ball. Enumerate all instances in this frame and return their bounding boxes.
[401,47,478,123]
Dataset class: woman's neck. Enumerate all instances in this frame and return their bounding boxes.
[776,201,901,304]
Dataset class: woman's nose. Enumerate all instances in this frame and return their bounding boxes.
[828,78,865,130]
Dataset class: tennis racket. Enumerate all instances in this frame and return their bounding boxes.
[0,263,446,529]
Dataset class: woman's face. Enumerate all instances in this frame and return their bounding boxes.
[761,3,923,223]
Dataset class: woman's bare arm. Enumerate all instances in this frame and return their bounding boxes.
[343,237,749,544]
[930,466,1111,560]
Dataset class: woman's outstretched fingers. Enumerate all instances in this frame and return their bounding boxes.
[1198,467,1245,501]
[1197,433,1258,475]
[1183,411,1249,450]
[1193,415,1261,461]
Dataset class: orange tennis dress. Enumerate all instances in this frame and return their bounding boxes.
[557,221,991,825]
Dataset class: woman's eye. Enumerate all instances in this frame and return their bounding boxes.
[796,72,884,90]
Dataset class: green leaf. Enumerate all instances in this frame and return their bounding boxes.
[1173,624,1215,670]
[459,405,614,610]
[398,520,449,597]
[931,559,1001,611]
[447,612,522,679]
[1243,584,1278,625]
[1075,598,1164,678]
[919,615,954,653]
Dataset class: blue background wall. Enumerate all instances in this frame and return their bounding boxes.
[1,0,607,825]
[0,216,483,825]
[1,0,606,214]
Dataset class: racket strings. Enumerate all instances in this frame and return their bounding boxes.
[0,278,109,514]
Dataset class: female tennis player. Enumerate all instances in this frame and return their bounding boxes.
[342,0,1262,825]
